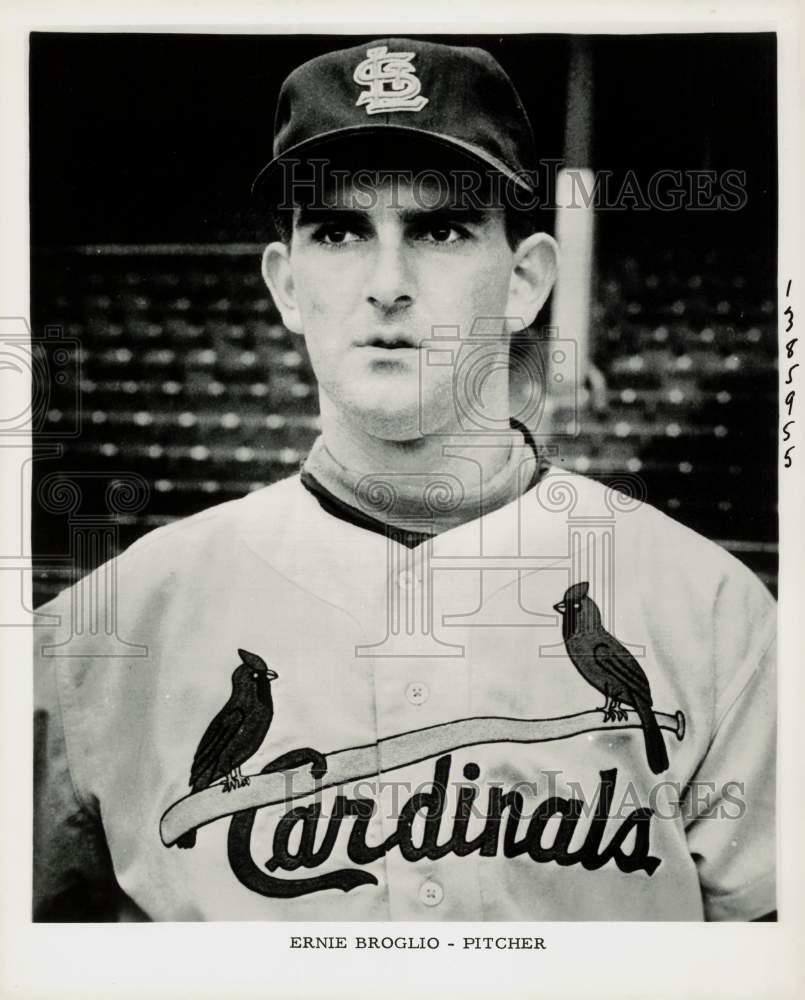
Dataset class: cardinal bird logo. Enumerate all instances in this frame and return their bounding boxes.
[554,582,670,775]
[176,648,278,848]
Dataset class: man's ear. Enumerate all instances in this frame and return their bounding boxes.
[505,232,559,332]
[261,242,303,335]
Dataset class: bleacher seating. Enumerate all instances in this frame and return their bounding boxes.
[552,249,777,591]
[31,245,777,604]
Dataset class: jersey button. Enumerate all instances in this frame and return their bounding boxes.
[406,681,429,706]
[419,880,444,907]
[398,569,416,590]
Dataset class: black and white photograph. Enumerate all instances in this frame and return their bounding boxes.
[1,1,803,996]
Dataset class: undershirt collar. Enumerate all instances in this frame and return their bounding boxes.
[300,418,548,549]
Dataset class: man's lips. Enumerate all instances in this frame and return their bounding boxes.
[356,334,419,349]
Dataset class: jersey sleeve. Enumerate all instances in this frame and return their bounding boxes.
[33,593,131,921]
[683,570,777,921]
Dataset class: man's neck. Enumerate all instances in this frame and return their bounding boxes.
[302,399,545,539]
[318,400,519,486]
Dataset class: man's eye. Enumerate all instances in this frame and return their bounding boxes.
[419,224,466,245]
[315,226,361,246]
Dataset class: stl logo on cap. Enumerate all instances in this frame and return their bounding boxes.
[353,45,429,115]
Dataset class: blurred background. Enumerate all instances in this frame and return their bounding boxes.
[30,32,778,605]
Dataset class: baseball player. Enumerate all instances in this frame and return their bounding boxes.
[33,38,776,922]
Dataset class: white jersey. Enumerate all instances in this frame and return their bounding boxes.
[33,467,776,921]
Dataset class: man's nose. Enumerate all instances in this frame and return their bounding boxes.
[366,242,414,312]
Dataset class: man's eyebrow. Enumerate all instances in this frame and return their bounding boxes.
[294,204,493,229]
[295,206,369,229]
[400,205,490,226]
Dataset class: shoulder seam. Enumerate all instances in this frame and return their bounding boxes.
[53,660,98,817]
[712,623,776,737]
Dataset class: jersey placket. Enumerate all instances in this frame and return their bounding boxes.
[355,532,484,919]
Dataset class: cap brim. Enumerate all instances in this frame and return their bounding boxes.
[251,124,534,202]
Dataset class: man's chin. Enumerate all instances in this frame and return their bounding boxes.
[325,380,456,442]
[349,405,425,442]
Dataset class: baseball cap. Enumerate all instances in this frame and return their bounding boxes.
[252,37,538,205]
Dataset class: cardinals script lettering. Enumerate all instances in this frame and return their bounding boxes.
[225,758,660,899]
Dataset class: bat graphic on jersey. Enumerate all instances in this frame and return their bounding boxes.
[554,582,670,775]
[176,648,278,849]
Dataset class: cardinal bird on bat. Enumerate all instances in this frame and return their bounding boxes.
[554,582,670,775]
[176,648,278,849]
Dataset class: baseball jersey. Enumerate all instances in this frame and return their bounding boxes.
[33,466,776,921]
